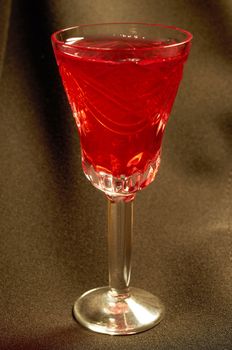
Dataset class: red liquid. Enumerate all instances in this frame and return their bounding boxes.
[54,38,190,177]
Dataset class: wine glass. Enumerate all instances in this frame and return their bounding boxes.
[51,23,192,335]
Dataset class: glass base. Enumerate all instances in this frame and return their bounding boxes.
[82,153,161,199]
[73,286,164,335]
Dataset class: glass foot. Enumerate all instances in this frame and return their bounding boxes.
[73,287,164,335]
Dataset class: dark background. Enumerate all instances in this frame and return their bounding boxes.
[0,0,231,349]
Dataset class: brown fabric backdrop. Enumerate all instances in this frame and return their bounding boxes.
[0,1,231,349]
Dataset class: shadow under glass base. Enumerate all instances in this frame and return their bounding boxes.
[73,287,164,335]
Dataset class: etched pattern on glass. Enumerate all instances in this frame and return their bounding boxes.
[59,51,182,196]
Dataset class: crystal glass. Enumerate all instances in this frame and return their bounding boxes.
[51,23,192,335]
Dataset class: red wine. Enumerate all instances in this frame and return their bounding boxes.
[54,38,190,177]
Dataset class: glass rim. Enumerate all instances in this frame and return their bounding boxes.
[51,22,193,51]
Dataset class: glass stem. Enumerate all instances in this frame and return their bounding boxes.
[107,198,133,296]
